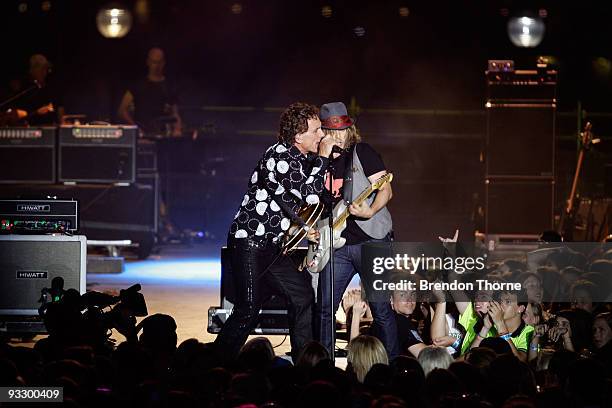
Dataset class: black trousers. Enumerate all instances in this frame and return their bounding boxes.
[214,237,314,361]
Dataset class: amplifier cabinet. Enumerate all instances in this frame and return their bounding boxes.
[78,173,159,235]
[58,125,137,184]
[0,235,86,315]
[0,127,56,184]
[485,178,554,235]
[485,105,555,178]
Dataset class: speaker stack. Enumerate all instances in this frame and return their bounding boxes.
[0,234,87,334]
[484,61,556,239]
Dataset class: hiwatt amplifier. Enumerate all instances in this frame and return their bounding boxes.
[0,198,78,233]
[0,127,56,183]
[58,125,137,184]
[0,234,86,315]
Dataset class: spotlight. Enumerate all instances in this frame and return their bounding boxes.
[593,57,612,78]
[321,5,332,18]
[507,15,545,48]
[231,3,243,14]
[96,5,133,39]
[399,7,410,18]
[353,26,366,37]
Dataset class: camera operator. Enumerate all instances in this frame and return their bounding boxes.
[38,283,147,357]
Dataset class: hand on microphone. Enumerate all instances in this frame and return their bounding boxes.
[318,136,340,158]
[330,145,345,160]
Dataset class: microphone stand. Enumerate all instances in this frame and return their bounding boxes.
[326,155,337,363]
[0,81,40,110]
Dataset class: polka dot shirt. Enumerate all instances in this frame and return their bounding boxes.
[229,142,330,243]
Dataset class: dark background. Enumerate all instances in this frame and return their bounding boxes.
[2,0,612,243]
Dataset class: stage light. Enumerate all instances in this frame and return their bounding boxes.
[507,15,545,48]
[231,3,242,14]
[96,5,132,39]
[399,7,410,18]
[593,57,612,78]
[321,5,332,18]
[353,26,366,37]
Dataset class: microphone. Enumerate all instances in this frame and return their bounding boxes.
[332,145,345,154]
[331,145,345,160]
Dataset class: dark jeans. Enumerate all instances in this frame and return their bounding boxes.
[316,240,399,360]
[214,237,314,361]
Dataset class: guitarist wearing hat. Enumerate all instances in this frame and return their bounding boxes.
[215,102,339,361]
[315,101,398,359]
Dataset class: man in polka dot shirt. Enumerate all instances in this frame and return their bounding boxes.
[215,102,338,361]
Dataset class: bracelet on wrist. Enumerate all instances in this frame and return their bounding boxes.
[451,338,461,350]
[499,333,512,341]
[530,344,540,352]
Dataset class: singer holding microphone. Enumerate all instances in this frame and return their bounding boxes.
[315,102,398,359]
[215,102,339,361]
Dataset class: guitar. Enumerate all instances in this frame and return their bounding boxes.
[0,103,54,126]
[281,201,325,253]
[557,122,599,240]
[304,173,393,273]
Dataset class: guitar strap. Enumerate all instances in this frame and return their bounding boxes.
[276,199,309,230]
[342,144,356,204]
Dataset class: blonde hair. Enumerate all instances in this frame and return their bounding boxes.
[323,124,361,148]
[417,345,453,376]
[347,335,388,383]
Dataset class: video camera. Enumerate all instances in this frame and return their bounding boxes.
[39,280,148,347]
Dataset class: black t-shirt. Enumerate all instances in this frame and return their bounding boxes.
[396,313,424,353]
[325,142,386,245]
[128,78,178,134]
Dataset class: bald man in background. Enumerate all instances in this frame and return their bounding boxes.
[118,47,182,137]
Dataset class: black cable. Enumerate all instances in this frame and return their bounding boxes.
[272,335,288,349]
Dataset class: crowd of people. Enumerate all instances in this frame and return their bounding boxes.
[1,242,611,407]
